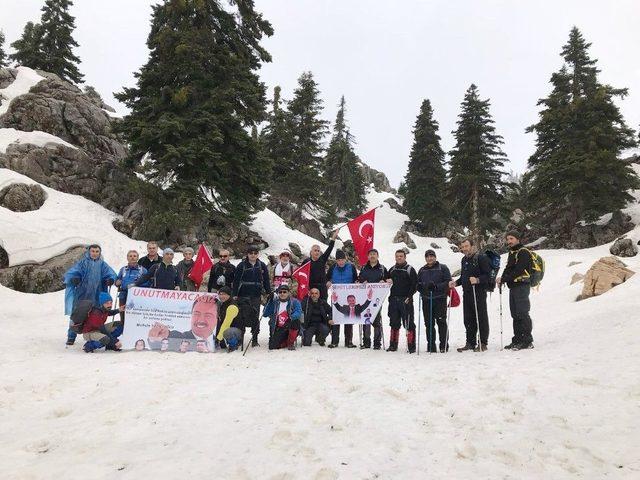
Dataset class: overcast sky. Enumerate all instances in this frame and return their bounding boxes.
[3,0,640,186]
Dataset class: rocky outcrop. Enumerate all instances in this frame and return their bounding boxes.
[0,183,46,211]
[383,197,404,213]
[609,237,638,258]
[360,162,395,194]
[266,197,325,242]
[570,273,584,285]
[0,245,8,268]
[578,256,635,300]
[0,246,84,293]
[393,227,416,249]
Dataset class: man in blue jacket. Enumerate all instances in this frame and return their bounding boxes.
[263,284,302,350]
[417,249,452,352]
[115,250,147,322]
[326,250,358,348]
[449,238,492,352]
[233,245,272,347]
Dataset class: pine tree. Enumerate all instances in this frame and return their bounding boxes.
[115,0,273,225]
[403,99,448,232]
[323,96,367,216]
[448,84,507,241]
[261,86,296,196]
[286,71,329,207]
[9,22,44,68]
[0,30,7,68]
[527,27,638,231]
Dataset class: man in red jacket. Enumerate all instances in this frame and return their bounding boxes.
[82,292,123,352]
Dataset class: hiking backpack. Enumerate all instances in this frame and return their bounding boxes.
[483,250,501,293]
[519,248,545,288]
[69,299,94,334]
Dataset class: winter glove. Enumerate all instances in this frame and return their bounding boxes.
[427,282,436,292]
[105,278,114,287]
[216,275,226,286]
[71,277,81,286]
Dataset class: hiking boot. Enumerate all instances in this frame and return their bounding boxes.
[288,343,296,351]
[512,343,534,351]
[318,341,325,347]
[360,344,371,350]
[473,344,488,352]
[439,345,449,353]
[345,342,357,349]
[373,345,381,350]
[227,345,238,353]
[251,338,260,347]
[504,343,517,350]
[457,344,475,352]
[328,343,338,349]
[66,338,75,346]
[386,344,398,352]
[408,345,416,354]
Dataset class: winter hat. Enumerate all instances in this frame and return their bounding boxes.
[183,247,194,254]
[98,292,112,306]
[247,245,259,254]
[163,248,175,255]
[335,249,346,260]
[277,284,290,292]
[425,249,436,258]
[505,230,521,240]
[279,251,291,258]
[218,286,232,296]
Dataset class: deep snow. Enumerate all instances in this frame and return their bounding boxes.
[1,169,639,479]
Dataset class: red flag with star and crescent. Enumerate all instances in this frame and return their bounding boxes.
[292,261,311,300]
[188,244,214,290]
[347,208,376,266]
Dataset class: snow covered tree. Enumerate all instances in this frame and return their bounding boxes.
[403,99,448,232]
[527,27,638,231]
[0,30,7,68]
[115,0,273,224]
[286,71,329,207]
[9,22,44,68]
[323,96,367,216]
[448,84,507,240]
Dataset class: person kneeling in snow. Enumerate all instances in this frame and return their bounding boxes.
[215,287,244,352]
[301,288,333,346]
[263,284,302,350]
[82,292,123,353]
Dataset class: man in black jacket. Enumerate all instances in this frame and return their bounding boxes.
[417,249,452,352]
[302,230,339,301]
[138,241,163,270]
[449,238,492,352]
[386,250,418,353]
[232,245,272,347]
[497,231,534,350]
[301,288,333,346]
[207,249,236,293]
[134,248,180,290]
[357,249,390,350]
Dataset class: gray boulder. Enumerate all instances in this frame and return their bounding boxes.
[609,237,638,258]
[393,228,416,249]
[0,183,46,211]
[359,162,395,194]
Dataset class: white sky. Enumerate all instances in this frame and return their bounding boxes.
[3,0,639,186]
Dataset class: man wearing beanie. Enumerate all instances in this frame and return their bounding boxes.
[417,249,452,352]
[497,231,535,350]
[326,249,358,348]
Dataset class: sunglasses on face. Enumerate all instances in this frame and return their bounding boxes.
[220,255,228,258]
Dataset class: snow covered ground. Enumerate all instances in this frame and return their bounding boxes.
[1,173,639,479]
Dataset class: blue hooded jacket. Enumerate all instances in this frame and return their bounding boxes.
[64,248,117,315]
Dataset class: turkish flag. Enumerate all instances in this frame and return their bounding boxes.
[347,208,376,266]
[292,261,311,300]
[448,287,460,307]
[188,244,214,290]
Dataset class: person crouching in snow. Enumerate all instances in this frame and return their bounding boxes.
[82,292,123,353]
[215,287,244,352]
[263,284,302,350]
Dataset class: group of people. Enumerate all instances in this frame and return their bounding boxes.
[63,231,536,354]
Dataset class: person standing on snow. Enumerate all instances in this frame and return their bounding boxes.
[270,250,297,292]
[497,231,535,351]
[207,249,236,293]
[63,244,117,346]
[449,238,492,352]
[138,241,163,270]
[326,249,358,348]
[386,249,418,353]
[357,248,390,350]
[417,249,452,352]
[232,245,272,347]
[176,247,197,291]
[302,230,339,301]
[114,250,147,322]
[134,248,180,290]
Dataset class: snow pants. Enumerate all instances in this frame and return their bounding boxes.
[422,295,448,352]
[509,283,533,345]
[303,323,330,346]
[463,287,489,346]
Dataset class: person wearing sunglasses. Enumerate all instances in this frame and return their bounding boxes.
[207,249,236,293]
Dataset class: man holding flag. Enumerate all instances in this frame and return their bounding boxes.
[302,230,339,301]
[347,208,376,266]
[188,244,214,291]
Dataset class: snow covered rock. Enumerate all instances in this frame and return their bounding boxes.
[570,272,584,285]
[0,182,46,211]
[360,162,394,193]
[393,227,416,249]
[579,256,635,300]
[609,237,638,257]
[383,197,404,212]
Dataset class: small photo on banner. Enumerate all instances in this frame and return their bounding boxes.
[121,287,218,353]
[331,283,391,325]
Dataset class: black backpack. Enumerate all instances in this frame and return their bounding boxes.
[473,250,501,293]
[69,299,94,334]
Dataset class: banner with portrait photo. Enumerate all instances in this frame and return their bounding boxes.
[120,287,218,353]
[330,283,391,325]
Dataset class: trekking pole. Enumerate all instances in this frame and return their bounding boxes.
[242,338,253,356]
[429,291,434,354]
[417,294,421,356]
[472,284,481,351]
[380,313,386,350]
[499,284,504,350]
